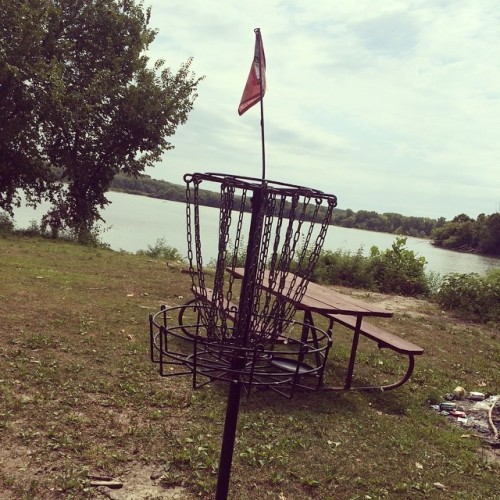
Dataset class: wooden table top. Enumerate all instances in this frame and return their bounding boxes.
[229,267,393,318]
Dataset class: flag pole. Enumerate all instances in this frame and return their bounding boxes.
[255,28,266,180]
[215,27,266,499]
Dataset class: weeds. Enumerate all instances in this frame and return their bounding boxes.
[5,216,110,248]
[0,213,14,234]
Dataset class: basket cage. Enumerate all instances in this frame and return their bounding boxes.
[149,303,333,398]
[184,172,338,349]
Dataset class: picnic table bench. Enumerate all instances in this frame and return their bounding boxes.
[322,312,424,391]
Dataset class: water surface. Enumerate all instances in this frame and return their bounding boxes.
[12,192,499,277]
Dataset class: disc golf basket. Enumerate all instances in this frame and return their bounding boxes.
[149,172,337,498]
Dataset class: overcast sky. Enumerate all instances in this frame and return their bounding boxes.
[143,0,499,220]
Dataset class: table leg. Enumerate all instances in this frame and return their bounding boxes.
[301,310,322,357]
[344,316,362,390]
[300,310,313,344]
[300,310,328,388]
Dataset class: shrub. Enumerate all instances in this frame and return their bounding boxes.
[311,237,430,297]
[207,238,247,269]
[11,215,109,248]
[137,237,185,262]
[434,270,500,323]
[0,213,14,234]
[16,220,43,237]
[425,270,442,296]
[312,247,375,289]
[368,237,429,296]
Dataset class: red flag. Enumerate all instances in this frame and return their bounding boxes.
[238,29,266,116]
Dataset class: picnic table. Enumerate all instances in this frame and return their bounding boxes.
[227,267,424,392]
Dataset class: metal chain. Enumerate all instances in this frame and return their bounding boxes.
[252,191,277,339]
[226,188,247,311]
[183,172,337,348]
[213,182,235,342]
[185,176,194,277]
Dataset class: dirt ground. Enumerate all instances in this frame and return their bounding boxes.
[91,464,194,500]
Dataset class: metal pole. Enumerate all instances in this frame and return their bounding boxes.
[236,187,263,347]
[215,187,264,498]
[215,355,245,500]
[255,28,266,180]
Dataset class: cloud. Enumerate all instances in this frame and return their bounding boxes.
[144,0,500,220]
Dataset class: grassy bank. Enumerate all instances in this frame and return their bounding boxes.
[0,235,498,499]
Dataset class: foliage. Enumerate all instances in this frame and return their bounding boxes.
[1,209,108,246]
[111,173,220,207]
[110,176,445,239]
[14,220,42,238]
[431,212,500,255]
[137,237,185,261]
[110,176,499,260]
[303,237,498,319]
[0,0,203,243]
[312,247,375,289]
[333,208,444,238]
[368,237,429,296]
[111,176,499,259]
[0,212,14,234]
[424,270,442,296]
[0,0,58,213]
[206,238,247,269]
[434,269,500,323]
[313,237,430,297]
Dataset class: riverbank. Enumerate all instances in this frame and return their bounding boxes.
[0,235,498,499]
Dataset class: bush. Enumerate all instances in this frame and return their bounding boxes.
[434,270,500,323]
[312,247,375,289]
[368,237,429,296]
[12,218,109,248]
[207,238,247,269]
[16,220,43,237]
[137,237,185,262]
[0,213,14,234]
[425,270,442,296]
[313,237,429,297]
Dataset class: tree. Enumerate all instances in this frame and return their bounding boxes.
[431,212,500,255]
[452,213,472,223]
[0,0,203,241]
[477,213,500,255]
[0,0,57,213]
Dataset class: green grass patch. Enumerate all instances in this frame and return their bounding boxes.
[0,234,498,499]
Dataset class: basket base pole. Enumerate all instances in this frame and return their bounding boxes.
[215,354,246,500]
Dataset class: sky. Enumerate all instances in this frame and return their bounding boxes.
[143,0,499,220]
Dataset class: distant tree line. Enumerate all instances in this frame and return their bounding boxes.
[431,213,500,256]
[111,173,220,205]
[332,209,445,238]
[114,175,447,239]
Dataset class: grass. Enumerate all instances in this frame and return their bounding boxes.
[0,234,498,499]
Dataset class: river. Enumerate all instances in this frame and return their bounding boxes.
[11,191,499,277]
